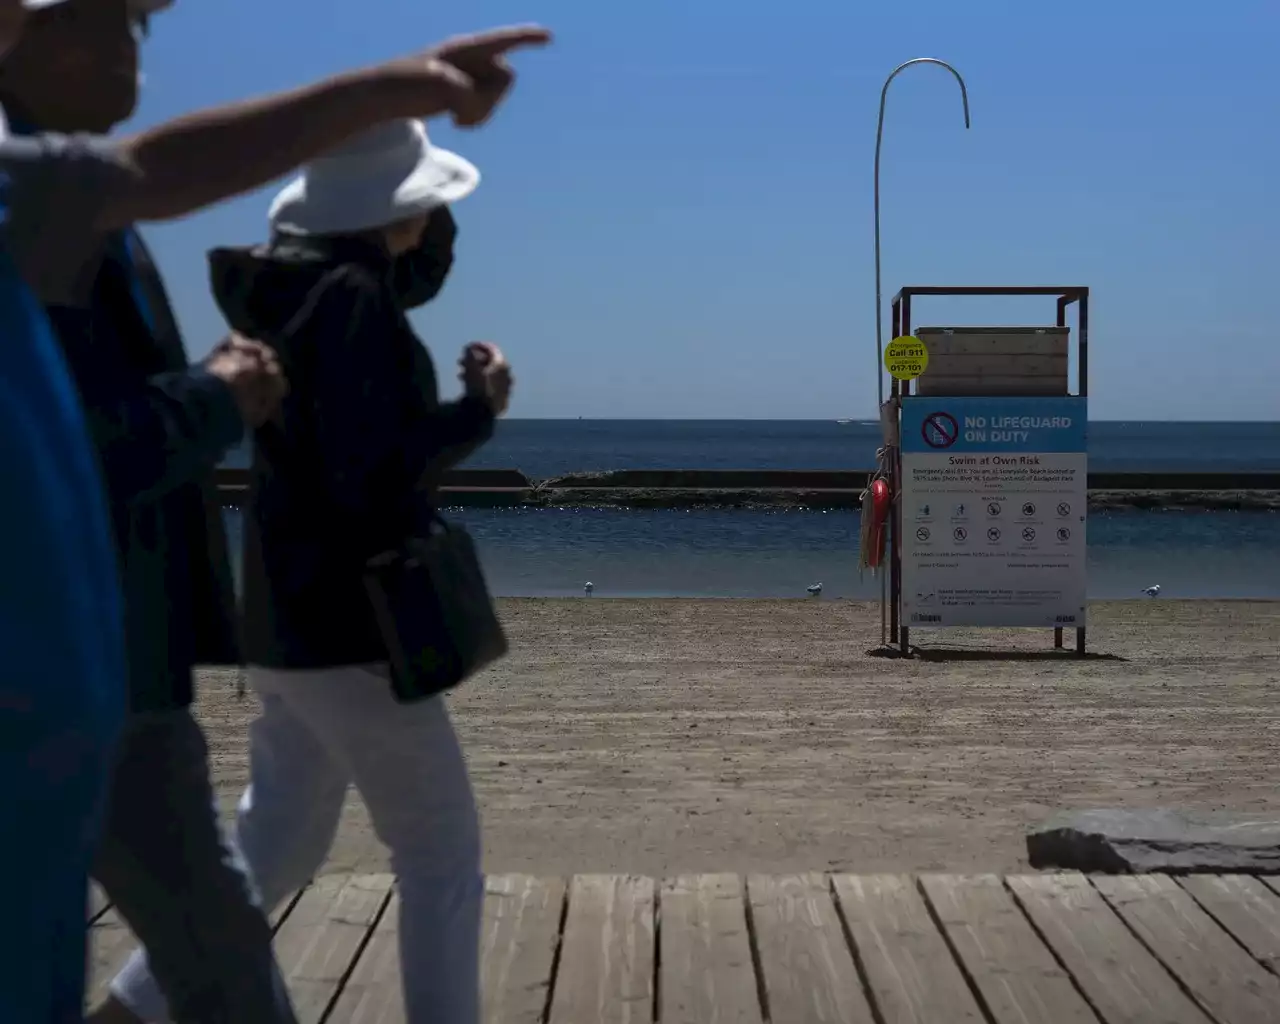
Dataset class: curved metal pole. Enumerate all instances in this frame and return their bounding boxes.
[874,58,971,406]
[873,58,970,649]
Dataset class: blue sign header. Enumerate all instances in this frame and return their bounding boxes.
[900,396,1087,454]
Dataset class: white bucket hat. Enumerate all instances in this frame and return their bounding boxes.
[267,119,479,237]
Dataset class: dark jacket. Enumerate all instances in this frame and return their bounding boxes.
[208,233,494,669]
[46,230,243,712]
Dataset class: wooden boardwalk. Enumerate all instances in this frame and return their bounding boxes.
[89,871,1280,1023]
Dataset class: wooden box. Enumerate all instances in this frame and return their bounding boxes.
[914,326,1070,396]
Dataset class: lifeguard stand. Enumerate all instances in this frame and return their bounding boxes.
[885,285,1090,656]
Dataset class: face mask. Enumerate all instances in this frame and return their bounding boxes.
[393,206,457,310]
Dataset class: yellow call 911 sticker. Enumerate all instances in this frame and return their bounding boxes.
[884,335,929,380]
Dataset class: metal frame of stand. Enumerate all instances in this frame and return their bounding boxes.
[886,285,1090,657]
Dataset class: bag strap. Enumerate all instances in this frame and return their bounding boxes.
[252,266,348,466]
[245,263,451,541]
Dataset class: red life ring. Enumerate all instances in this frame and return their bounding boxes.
[859,478,892,571]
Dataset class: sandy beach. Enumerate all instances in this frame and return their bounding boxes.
[195,598,1280,876]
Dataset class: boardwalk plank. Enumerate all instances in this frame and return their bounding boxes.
[747,872,875,1023]
[1007,873,1211,1024]
[271,872,393,1023]
[89,884,110,923]
[85,882,309,1012]
[832,874,986,1024]
[87,908,138,1007]
[547,874,655,1024]
[660,874,764,1024]
[269,887,310,928]
[1093,873,1280,1024]
[919,874,1095,1024]
[1178,874,1280,973]
[81,871,1280,1022]
[481,874,567,1024]
[326,892,403,1024]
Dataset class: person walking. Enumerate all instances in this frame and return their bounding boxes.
[0,2,546,1021]
[0,227,125,1024]
[106,120,511,1024]
[0,11,130,1020]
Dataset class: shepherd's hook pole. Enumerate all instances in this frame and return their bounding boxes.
[874,58,970,404]
[873,58,970,648]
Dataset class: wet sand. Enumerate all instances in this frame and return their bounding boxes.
[195,598,1280,876]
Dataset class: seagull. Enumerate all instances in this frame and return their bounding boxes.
[1141,584,1161,598]
[806,583,823,597]
[584,582,594,596]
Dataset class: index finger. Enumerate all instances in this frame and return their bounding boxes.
[436,24,552,61]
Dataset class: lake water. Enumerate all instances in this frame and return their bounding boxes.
[224,418,1280,476]
[222,506,1280,600]
[221,419,1280,599]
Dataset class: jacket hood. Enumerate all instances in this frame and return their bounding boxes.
[208,207,457,342]
[207,239,355,347]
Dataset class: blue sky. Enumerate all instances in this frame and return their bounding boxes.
[129,0,1277,420]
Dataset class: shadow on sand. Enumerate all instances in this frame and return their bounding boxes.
[866,646,1128,663]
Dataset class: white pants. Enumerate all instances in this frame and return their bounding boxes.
[109,665,483,1024]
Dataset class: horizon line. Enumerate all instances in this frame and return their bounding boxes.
[493,416,1279,424]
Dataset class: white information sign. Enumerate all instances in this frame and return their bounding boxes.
[900,397,1087,629]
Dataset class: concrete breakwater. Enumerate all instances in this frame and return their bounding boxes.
[214,468,1280,511]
